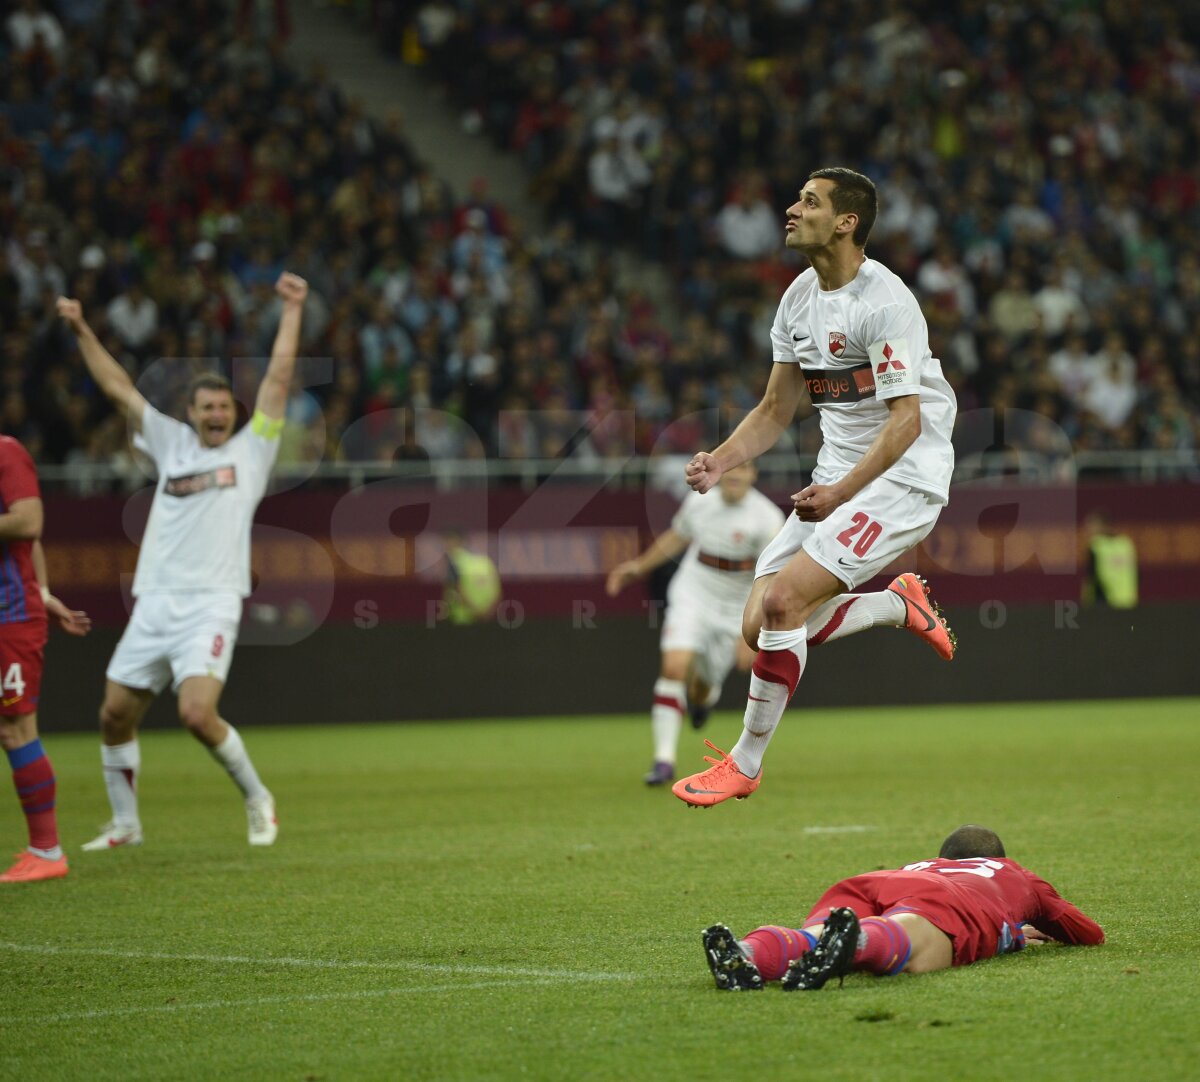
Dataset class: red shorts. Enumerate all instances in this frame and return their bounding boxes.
[803,871,1009,967]
[0,618,47,716]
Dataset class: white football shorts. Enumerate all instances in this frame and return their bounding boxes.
[755,476,943,590]
[107,591,242,694]
[660,595,742,689]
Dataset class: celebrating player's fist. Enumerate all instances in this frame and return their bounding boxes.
[685,452,723,494]
[275,272,308,304]
[56,296,85,329]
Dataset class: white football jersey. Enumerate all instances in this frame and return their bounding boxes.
[131,405,280,597]
[770,258,956,502]
[669,487,786,613]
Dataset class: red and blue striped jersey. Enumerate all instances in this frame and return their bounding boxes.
[0,436,45,626]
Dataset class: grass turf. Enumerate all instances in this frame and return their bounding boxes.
[1,698,1197,1081]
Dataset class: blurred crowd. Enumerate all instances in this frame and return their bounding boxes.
[2,1,1199,486]
[390,0,1200,466]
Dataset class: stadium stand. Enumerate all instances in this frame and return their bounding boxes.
[1,0,1197,483]
[363,0,1200,467]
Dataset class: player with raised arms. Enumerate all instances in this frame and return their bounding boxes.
[56,273,310,850]
[674,167,958,807]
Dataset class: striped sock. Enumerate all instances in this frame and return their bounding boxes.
[209,725,269,801]
[650,678,685,764]
[854,916,912,976]
[101,740,141,827]
[807,592,905,646]
[8,738,61,858]
[730,628,806,778]
[742,925,819,981]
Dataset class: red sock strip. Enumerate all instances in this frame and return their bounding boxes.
[751,648,802,697]
[855,916,912,976]
[743,925,819,981]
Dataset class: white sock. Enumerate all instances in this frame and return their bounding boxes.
[29,844,63,860]
[807,591,904,646]
[651,678,685,764]
[209,725,269,801]
[731,627,807,778]
[101,740,141,828]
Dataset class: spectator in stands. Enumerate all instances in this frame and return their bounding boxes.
[6,1,64,65]
[988,270,1040,344]
[0,0,1195,474]
[106,278,159,356]
[1033,265,1089,340]
[714,172,780,261]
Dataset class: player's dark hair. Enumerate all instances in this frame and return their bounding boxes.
[808,167,878,246]
[939,824,1006,860]
[188,373,233,404]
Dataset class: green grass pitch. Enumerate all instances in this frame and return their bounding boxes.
[2,699,1197,1081]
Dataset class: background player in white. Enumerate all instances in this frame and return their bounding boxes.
[55,273,310,848]
[606,464,784,786]
[674,167,958,807]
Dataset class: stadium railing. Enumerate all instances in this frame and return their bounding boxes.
[35,450,1200,493]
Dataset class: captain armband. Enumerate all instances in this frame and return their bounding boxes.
[250,410,285,441]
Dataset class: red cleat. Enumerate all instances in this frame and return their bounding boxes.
[0,850,69,883]
[887,573,957,661]
[672,741,761,807]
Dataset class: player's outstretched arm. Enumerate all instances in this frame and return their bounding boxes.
[1028,876,1106,946]
[686,362,806,494]
[255,272,309,422]
[32,540,91,636]
[606,529,689,596]
[56,297,147,431]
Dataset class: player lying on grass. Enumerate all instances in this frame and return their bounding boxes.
[702,824,1104,991]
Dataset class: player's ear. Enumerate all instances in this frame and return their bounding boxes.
[837,212,858,236]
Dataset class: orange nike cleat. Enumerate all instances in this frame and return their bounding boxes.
[672,741,761,807]
[0,850,69,883]
[887,573,957,661]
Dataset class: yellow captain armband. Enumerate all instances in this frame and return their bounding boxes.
[250,410,284,440]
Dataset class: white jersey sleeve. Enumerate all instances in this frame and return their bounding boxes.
[134,404,196,462]
[862,303,924,401]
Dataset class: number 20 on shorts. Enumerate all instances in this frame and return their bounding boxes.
[836,512,882,557]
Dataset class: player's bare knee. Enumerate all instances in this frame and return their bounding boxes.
[759,582,796,626]
[177,701,217,737]
[99,700,136,742]
[660,657,689,681]
[0,718,26,751]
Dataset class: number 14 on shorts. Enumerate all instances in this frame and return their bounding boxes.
[2,662,26,706]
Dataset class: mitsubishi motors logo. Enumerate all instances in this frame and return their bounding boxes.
[828,331,847,356]
[876,341,906,373]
